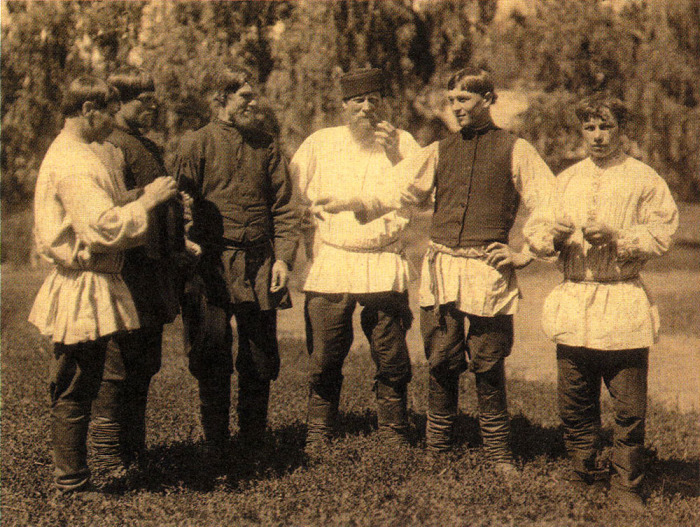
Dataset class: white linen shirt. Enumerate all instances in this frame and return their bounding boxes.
[360,138,555,316]
[292,125,421,294]
[29,131,148,344]
[537,154,678,350]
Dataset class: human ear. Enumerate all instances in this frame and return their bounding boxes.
[82,100,95,116]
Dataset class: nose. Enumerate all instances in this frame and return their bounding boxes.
[361,98,372,111]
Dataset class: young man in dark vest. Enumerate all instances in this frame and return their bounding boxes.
[317,66,555,475]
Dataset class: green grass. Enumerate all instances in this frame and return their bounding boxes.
[1,265,699,526]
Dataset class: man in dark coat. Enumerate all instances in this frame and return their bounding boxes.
[174,69,299,462]
[91,69,187,476]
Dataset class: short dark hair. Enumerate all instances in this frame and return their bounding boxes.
[447,66,497,103]
[213,68,251,105]
[107,68,155,102]
[61,75,120,117]
[574,93,628,127]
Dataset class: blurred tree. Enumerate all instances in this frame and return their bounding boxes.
[496,0,700,200]
[2,0,698,263]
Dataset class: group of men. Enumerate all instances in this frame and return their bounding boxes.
[29,65,678,513]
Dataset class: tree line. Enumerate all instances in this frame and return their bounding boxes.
[2,0,699,262]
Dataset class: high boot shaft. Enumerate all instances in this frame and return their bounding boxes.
[306,379,342,450]
[237,377,271,445]
[426,373,459,452]
[198,376,232,448]
[475,362,513,464]
[51,401,92,493]
[91,380,124,472]
[376,382,409,445]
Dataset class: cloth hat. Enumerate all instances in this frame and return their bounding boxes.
[340,68,384,99]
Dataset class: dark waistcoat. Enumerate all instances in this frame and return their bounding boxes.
[430,125,519,248]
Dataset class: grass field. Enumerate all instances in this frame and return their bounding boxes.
[2,208,699,526]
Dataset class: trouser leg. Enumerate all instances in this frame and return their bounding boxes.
[421,305,467,452]
[603,348,648,492]
[92,327,162,470]
[360,292,413,444]
[466,314,514,464]
[305,293,354,447]
[475,359,513,463]
[234,306,280,443]
[198,375,232,449]
[50,340,107,492]
[557,345,602,478]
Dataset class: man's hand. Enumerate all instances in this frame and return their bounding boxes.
[270,260,289,293]
[313,196,365,215]
[180,191,194,224]
[552,214,576,250]
[185,238,202,259]
[485,242,534,270]
[375,121,401,165]
[582,220,618,246]
[140,176,178,211]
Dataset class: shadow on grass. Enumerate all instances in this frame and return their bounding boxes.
[103,422,308,494]
[647,456,699,499]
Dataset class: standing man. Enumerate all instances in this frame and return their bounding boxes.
[90,69,188,476]
[29,75,177,494]
[537,94,678,510]
[174,69,298,462]
[318,67,555,474]
[291,68,422,452]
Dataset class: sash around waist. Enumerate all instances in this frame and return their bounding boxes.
[320,238,404,254]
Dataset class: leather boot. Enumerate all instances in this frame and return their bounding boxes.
[237,376,270,446]
[475,362,514,464]
[121,376,151,467]
[305,379,342,454]
[198,376,231,460]
[91,380,125,474]
[376,382,409,445]
[426,373,458,452]
[51,401,92,493]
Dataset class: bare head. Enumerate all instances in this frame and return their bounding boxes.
[446,66,496,130]
[212,68,258,130]
[108,68,158,131]
[62,75,120,142]
[575,93,628,162]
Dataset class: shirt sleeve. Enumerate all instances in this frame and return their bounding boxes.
[290,135,317,206]
[172,131,204,199]
[616,172,679,259]
[53,167,148,253]
[268,138,300,267]
[360,141,439,219]
[513,138,557,256]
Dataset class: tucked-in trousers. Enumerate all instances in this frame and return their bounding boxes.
[420,303,513,461]
[187,302,281,448]
[91,326,163,471]
[304,291,413,443]
[557,345,648,490]
[50,339,108,492]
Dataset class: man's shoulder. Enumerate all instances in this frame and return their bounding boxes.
[307,126,345,143]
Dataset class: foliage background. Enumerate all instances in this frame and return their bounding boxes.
[2,0,699,262]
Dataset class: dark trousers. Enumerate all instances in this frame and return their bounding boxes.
[420,304,513,460]
[304,291,412,442]
[188,303,281,445]
[305,291,413,392]
[50,339,108,492]
[557,345,648,490]
[91,326,163,469]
